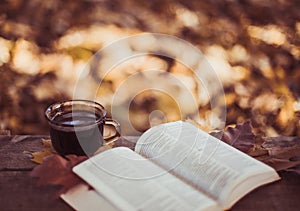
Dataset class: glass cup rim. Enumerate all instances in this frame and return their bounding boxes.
[45,99,107,128]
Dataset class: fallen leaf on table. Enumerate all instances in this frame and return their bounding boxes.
[30,154,88,198]
[210,121,255,153]
[30,138,138,199]
[262,136,300,155]
[247,143,269,157]
[259,136,300,174]
[41,138,54,149]
[30,150,54,164]
[24,139,56,164]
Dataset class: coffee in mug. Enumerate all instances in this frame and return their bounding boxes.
[45,100,120,156]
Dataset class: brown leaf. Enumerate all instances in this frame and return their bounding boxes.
[30,154,88,198]
[211,121,255,152]
[247,144,268,157]
[29,138,137,199]
[262,136,300,155]
[260,136,300,174]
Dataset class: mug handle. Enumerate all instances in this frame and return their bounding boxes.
[103,117,121,145]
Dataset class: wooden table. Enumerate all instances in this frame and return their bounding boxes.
[0,135,299,211]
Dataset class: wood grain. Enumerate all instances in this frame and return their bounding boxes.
[232,171,300,211]
[0,136,45,170]
[0,171,71,211]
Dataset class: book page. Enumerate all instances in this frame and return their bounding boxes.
[61,184,118,211]
[135,121,280,209]
[73,147,220,211]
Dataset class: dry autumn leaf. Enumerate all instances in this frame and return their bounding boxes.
[210,121,255,153]
[260,136,300,174]
[24,139,56,164]
[29,138,134,199]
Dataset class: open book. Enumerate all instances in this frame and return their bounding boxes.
[63,121,280,211]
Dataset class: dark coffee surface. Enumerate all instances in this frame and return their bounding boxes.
[50,110,104,156]
[51,110,102,127]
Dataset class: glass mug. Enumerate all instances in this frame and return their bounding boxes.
[45,100,120,156]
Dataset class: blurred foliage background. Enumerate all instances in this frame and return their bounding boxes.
[0,0,299,136]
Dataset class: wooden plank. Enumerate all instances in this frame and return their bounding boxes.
[0,136,47,170]
[232,171,300,211]
[0,135,139,171]
[0,171,72,211]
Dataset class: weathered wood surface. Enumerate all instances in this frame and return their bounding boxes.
[0,135,299,211]
[0,136,72,210]
[0,136,45,170]
[232,171,300,210]
[0,171,71,211]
